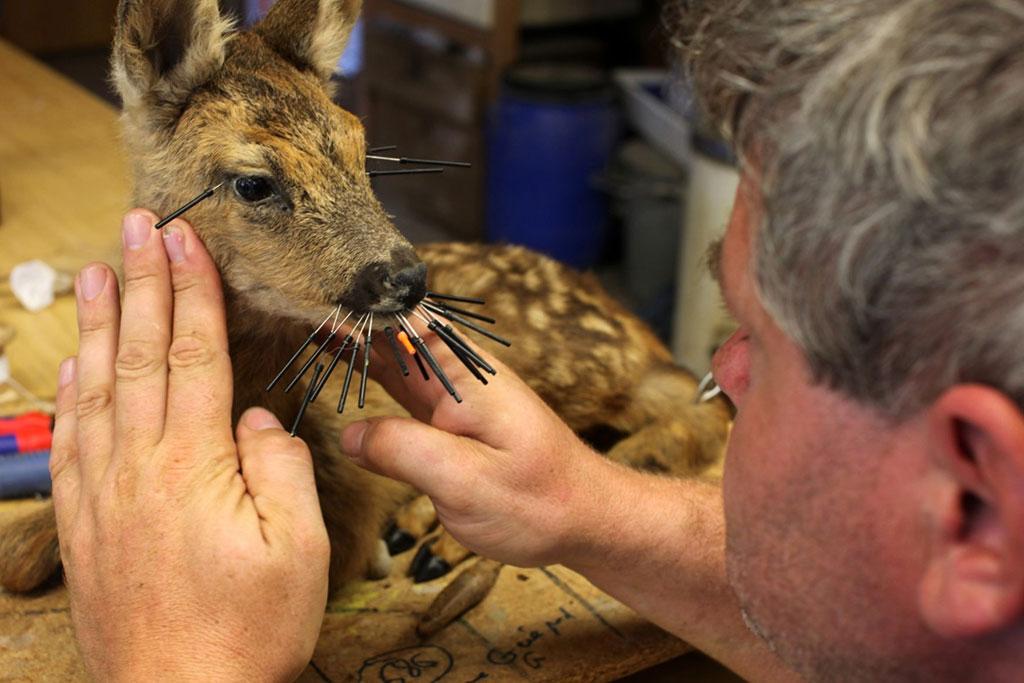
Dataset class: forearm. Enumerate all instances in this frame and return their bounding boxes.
[564,458,798,682]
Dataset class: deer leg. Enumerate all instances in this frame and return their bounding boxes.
[382,493,437,556]
[0,499,61,593]
[409,528,473,584]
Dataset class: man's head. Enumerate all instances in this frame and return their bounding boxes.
[674,0,1024,679]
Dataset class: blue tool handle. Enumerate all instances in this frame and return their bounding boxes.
[0,451,51,499]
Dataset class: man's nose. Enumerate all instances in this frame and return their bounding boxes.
[711,327,751,406]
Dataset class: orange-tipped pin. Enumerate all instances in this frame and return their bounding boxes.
[397,331,416,355]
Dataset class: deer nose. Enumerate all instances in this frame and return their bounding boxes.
[388,262,427,309]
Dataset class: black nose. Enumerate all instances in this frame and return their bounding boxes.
[389,262,427,308]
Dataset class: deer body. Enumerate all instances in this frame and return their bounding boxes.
[0,0,729,598]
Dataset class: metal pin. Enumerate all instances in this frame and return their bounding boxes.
[366,155,471,169]
[422,300,496,325]
[397,315,431,381]
[155,182,224,230]
[384,326,410,376]
[338,316,370,414]
[418,306,496,376]
[291,362,323,437]
[283,308,345,393]
[402,313,461,403]
[267,308,340,391]
[426,292,486,306]
[309,311,360,402]
[430,308,511,347]
[358,313,373,409]
[368,168,444,178]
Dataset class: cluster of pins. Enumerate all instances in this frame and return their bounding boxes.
[267,293,511,437]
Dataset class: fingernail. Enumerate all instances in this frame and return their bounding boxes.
[162,225,187,263]
[123,212,152,250]
[78,265,107,302]
[243,408,282,431]
[342,421,369,455]
[58,357,76,387]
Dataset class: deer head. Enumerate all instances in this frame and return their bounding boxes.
[111,0,427,325]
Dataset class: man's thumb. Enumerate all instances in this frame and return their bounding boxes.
[342,417,471,498]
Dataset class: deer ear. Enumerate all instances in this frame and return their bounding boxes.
[255,0,361,83]
[112,0,232,118]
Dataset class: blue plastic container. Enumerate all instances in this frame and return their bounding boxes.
[486,64,619,269]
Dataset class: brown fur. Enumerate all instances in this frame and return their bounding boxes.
[0,0,730,595]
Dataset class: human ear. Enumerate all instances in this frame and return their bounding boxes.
[918,385,1024,639]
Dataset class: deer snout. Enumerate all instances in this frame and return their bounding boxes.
[387,262,428,309]
[340,248,427,313]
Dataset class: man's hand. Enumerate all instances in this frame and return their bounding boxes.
[341,332,620,569]
[51,210,329,682]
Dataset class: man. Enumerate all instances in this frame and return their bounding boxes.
[51,0,1024,680]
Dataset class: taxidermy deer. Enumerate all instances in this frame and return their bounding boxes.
[0,0,729,632]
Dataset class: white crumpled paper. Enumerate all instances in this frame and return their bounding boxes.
[10,259,60,312]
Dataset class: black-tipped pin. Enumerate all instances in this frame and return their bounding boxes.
[366,155,471,169]
[338,341,361,414]
[290,362,323,437]
[426,292,486,306]
[285,332,336,393]
[368,168,444,178]
[155,183,223,230]
[311,336,352,402]
[422,300,496,325]
[384,327,410,377]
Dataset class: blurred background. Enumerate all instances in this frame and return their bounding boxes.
[0,0,737,375]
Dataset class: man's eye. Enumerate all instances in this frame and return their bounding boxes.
[233,176,275,203]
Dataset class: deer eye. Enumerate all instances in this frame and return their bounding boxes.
[233,176,275,203]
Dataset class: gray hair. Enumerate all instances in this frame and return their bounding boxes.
[670,0,1024,417]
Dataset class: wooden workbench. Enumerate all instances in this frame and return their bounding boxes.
[0,39,701,681]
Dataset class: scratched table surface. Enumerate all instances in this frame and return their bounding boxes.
[0,39,698,681]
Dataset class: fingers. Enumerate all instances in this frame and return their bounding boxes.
[234,408,326,541]
[50,357,81,529]
[73,261,120,488]
[341,416,474,499]
[114,210,172,450]
[161,220,234,445]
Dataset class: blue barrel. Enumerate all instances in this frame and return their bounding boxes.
[486,64,619,269]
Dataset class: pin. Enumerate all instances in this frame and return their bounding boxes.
[418,306,496,376]
[400,313,462,403]
[291,362,324,437]
[422,300,496,325]
[283,308,346,393]
[384,326,410,377]
[426,292,486,306]
[358,313,373,409]
[311,313,362,402]
[415,308,488,385]
[368,168,444,178]
[155,182,224,229]
[338,315,369,414]
[427,306,511,347]
[366,155,471,169]
[266,308,340,391]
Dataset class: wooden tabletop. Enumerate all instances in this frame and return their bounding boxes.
[0,39,706,682]
[0,39,128,407]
